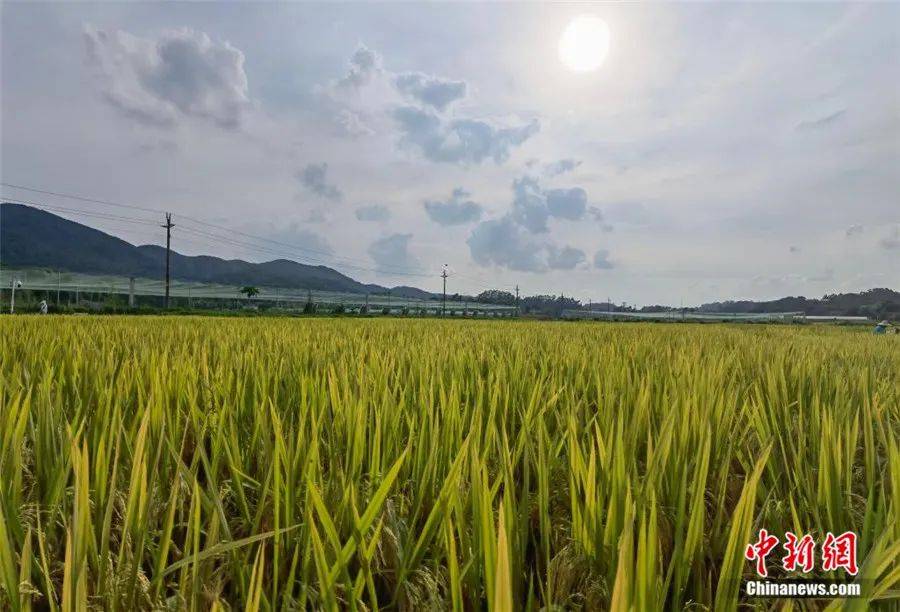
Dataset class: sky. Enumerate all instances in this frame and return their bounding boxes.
[1,2,898,305]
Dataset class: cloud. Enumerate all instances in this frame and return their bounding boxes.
[355,204,391,222]
[546,188,587,220]
[324,45,535,164]
[424,187,483,226]
[511,176,550,232]
[297,163,342,201]
[588,206,613,231]
[796,109,847,132]
[306,208,327,223]
[368,233,420,274]
[393,106,539,165]
[845,224,864,238]
[467,215,600,273]
[336,109,374,137]
[394,72,467,111]
[511,177,595,232]
[84,25,250,129]
[334,44,382,91]
[880,225,900,250]
[467,216,546,272]
[544,158,581,177]
[547,245,586,270]
[269,223,334,256]
[806,268,835,282]
[467,174,611,272]
[593,249,614,269]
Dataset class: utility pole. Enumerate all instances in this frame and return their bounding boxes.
[515,284,520,316]
[9,278,18,314]
[161,213,174,309]
[441,264,448,317]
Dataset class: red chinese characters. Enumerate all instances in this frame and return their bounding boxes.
[822,531,858,576]
[782,532,815,573]
[745,529,858,577]
[745,529,780,577]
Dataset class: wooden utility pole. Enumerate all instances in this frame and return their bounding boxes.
[441,264,448,317]
[161,213,174,308]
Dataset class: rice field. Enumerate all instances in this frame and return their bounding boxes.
[1,317,898,610]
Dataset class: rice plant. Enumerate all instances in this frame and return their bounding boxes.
[1,316,897,610]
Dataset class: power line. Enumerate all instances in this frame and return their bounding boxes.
[2,197,160,227]
[2,184,521,297]
[2,183,525,290]
[1,195,438,282]
[176,225,432,279]
[1,182,163,215]
[2,182,433,278]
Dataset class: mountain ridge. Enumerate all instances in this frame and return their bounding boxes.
[0,203,437,298]
[2,203,897,316]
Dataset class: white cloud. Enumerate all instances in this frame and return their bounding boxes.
[334,44,382,91]
[424,188,483,226]
[355,204,391,222]
[593,250,614,269]
[543,158,581,177]
[880,225,900,250]
[845,224,864,238]
[298,163,342,201]
[467,216,546,272]
[268,222,334,256]
[394,72,466,111]
[368,233,420,274]
[336,109,375,137]
[511,177,596,233]
[546,187,587,221]
[393,106,539,165]
[84,25,250,129]
[547,245,586,270]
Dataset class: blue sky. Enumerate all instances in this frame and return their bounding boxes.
[2,2,897,304]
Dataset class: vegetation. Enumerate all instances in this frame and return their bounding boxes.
[1,203,433,297]
[240,286,261,300]
[698,288,900,319]
[1,317,898,610]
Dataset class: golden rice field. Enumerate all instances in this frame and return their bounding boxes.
[1,316,898,611]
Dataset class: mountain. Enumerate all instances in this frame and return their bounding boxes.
[696,289,900,318]
[0,203,437,297]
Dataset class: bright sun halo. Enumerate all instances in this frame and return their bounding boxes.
[558,15,610,72]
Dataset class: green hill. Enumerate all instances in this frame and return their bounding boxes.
[0,203,435,297]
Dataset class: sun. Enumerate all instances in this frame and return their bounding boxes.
[558,15,610,73]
